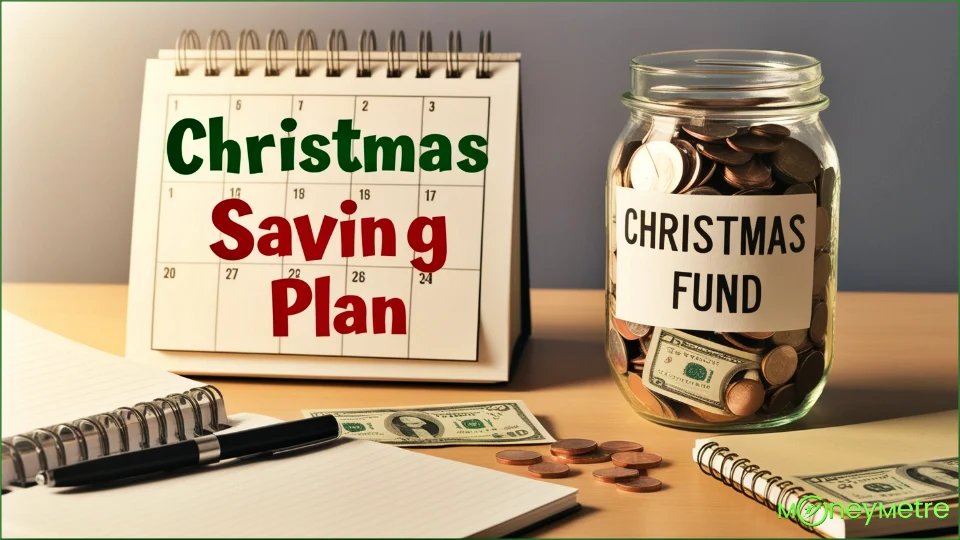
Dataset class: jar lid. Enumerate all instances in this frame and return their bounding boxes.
[625,49,829,115]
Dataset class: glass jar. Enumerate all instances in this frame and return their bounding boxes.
[606,50,839,430]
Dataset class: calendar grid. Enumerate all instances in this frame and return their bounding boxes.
[152,94,490,362]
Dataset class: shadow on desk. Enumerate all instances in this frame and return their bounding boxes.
[792,384,959,430]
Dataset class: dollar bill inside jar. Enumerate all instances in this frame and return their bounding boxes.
[607,120,834,428]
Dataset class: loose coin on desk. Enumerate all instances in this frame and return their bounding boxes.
[551,438,598,456]
[611,452,662,470]
[550,448,613,464]
[527,462,570,479]
[616,476,663,493]
[495,450,542,466]
[599,440,644,454]
[593,467,641,483]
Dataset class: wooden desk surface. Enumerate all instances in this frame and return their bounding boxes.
[3,284,957,538]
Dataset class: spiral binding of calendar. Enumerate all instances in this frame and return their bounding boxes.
[1,385,224,487]
[696,441,837,532]
[174,28,494,79]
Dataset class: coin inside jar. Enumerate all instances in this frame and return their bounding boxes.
[627,141,686,193]
[690,405,738,423]
[551,438,598,456]
[673,139,702,193]
[727,134,784,154]
[593,466,641,483]
[815,206,830,249]
[611,452,662,470]
[696,142,753,166]
[686,186,721,195]
[613,317,641,341]
[772,328,807,348]
[761,345,799,386]
[812,253,831,295]
[724,158,773,189]
[624,320,651,338]
[764,383,796,414]
[628,372,664,415]
[680,123,738,142]
[809,302,828,343]
[495,450,542,466]
[721,333,767,354]
[608,327,629,375]
[527,462,570,479]
[749,123,791,139]
[795,350,826,397]
[772,138,821,184]
[725,374,765,416]
[615,476,663,493]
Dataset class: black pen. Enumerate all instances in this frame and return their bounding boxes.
[36,414,341,487]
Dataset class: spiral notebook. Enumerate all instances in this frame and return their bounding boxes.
[1,311,228,489]
[693,411,958,538]
[1,312,579,537]
[126,28,530,383]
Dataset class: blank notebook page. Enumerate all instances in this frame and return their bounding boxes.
[1,311,200,437]
[2,438,578,538]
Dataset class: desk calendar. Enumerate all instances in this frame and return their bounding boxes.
[127,29,529,382]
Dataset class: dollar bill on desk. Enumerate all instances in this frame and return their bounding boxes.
[799,458,960,505]
[642,327,761,414]
[303,400,555,447]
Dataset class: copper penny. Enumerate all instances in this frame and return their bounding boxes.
[761,345,798,386]
[721,332,767,354]
[611,452,662,470]
[740,331,775,340]
[772,138,821,184]
[696,142,753,166]
[696,159,717,188]
[725,377,765,417]
[784,183,816,195]
[764,384,796,414]
[687,186,721,195]
[639,333,653,356]
[772,328,807,348]
[593,466,641,483]
[550,438,597,456]
[527,462,570,479]
[495,450,542,466]
[724,158,773,189]
[749,123,791,139]
[550,448,613,464]
[608,327,629,375]
[681,123,738,142]
[690,405,738,423]
[809,302,828,343]
[812,253,831,295]
[599,441,644,454]
[734,187,774,195]
[795,350,825,397]
[616,476,663,493]
[727,134,784,154]
[815,206,829,249]
[627,372,664,415]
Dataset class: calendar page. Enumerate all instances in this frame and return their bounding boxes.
[127,46,525,382]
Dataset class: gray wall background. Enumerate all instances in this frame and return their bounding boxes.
[3,2,957,291]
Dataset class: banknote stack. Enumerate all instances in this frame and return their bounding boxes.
[608,121,832,425]
[303,400,555,447]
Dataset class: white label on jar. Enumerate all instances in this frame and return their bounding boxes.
[615,189,816,332]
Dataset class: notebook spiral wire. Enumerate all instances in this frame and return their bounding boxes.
[697,441,833,532]
[174,29,494,79]
[1,385,224,487]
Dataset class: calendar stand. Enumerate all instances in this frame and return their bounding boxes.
[127,29,529,382]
